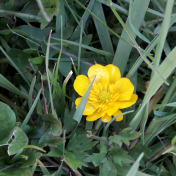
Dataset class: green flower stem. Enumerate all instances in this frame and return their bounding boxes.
[87,131,110,146]
[0,10,40,21]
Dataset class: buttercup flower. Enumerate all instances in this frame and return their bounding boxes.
[73,64,138,123]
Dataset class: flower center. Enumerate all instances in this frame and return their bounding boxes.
[99,91,110,102]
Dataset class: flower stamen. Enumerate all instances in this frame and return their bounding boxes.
[99,91,110,102]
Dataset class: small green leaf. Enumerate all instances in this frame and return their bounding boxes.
[0,102,16,140]
[0,0,14,10]
[38,0,60,29]
[0,166,32,176]
[100,159,117,176]
[115,163,131,176]
[23,49,38,56]
[39,132,63,147]
[64,152,88,171]
[109,127,141,146]
[48,145,63,157]
[85,153,106,166]
[109,147,133,166]
[21,149,41,166]
[66,134,98,152]
[40,114,62,136]
[30,56,45,64]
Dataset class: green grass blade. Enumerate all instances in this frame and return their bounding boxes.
[46,31,54,115]
[28,76,36,109]
[126,36,158,79]
[126,153,144,176]
[73,77,95,124]
[53,16,63,98]
[51,38,114,57]
[140,103,149,145]
[144,114,176,146]
[0,46,30,86]
[129,0,150,44]
[122,0,165,18]
[0,74,28,99]
[153,102,176,112]
[56,0,65,32]
[111,0,150,75]
[63,0,86,36]
[153,0,174,70]
[21,89,42,130]
[57,70,73,116]
[165,158,176,176]
[78,21,83,74]
[96,0,128,15]
[159,77,176,112]
[92,1,114,63]
[0,35,11,52]
[75,0,131,45]
[103,110,134,136]
[130,46,176,130]
[70,0,95,40]
[7,25,40,46]
[108,0,168,85]
[127,14,176,79]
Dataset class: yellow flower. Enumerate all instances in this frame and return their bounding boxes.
[73,64,138,123]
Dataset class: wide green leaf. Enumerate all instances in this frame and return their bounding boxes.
[8,127,29,155]
[109,127,141,146]
[0,102,16,140]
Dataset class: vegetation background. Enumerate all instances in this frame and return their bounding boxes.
[0,0,176,175]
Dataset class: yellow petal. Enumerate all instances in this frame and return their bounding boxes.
[106,103,119,116]
[88,64,109,85]
[74,75,91,96]
[105,64,121,84]
[75,97,82,107]
[114,78,134,101]
[86,110,102,121]
[113,110,123,121]
[101,114,112,123]
[117,94,138,109]
[75,97,96,115]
